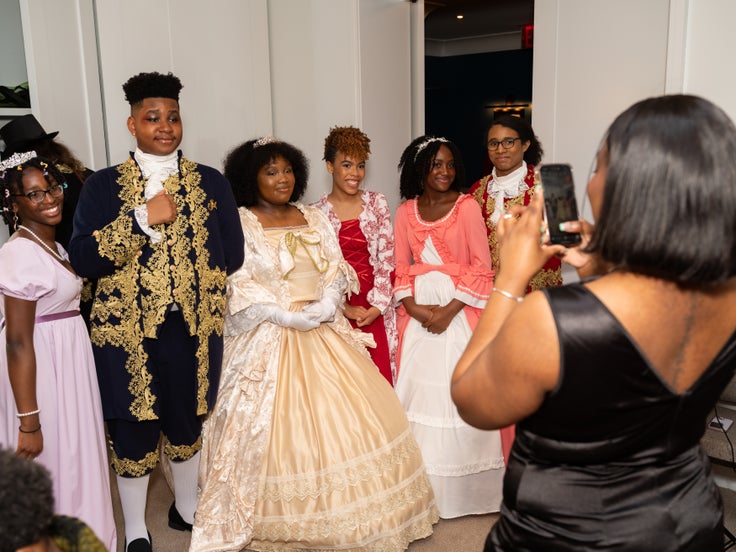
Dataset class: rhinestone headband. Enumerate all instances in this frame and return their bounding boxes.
[254,136,278,148]
[0,150,37,172]
[414,137,448,160]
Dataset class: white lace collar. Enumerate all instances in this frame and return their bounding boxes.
[488,161,528,224]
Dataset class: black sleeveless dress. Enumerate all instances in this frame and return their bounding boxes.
[486,283,736,551]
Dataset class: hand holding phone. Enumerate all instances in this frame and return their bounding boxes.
[538,164,582,246]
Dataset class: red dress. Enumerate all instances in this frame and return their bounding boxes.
[312,191,397,385]
[338,219,392,383]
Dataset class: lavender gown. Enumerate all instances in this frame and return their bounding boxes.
[0,236,116,550]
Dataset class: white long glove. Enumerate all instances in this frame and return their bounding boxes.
[302,286,343,324]
[260,304,320,331]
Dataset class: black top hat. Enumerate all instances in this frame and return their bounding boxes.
[0,114,59,154]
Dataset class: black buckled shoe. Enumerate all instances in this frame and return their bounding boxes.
[125,532,152,552]
[168,501,193,531]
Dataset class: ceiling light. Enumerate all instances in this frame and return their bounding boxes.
[456,15,464,20]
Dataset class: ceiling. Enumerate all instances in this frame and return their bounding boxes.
[423,0,534,41]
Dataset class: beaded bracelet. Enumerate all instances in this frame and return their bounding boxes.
[492,287,524,303]
[16,408,40,418]
[19,424,42,434]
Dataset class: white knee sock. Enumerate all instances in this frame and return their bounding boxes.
[169,451,200,524]
[116,474,150,544]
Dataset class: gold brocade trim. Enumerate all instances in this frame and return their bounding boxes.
[260,429,422,502]
[472,180,562,290]
[530,267,563,290]
[90,156,227,420]
[110,449,159,477]
[251,472,438,549]
[80,280,94,303]
[472,175,525,273]
[55,162,74,174]
[164,434,203,461]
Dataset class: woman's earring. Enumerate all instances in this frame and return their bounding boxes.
[12,211,18,232]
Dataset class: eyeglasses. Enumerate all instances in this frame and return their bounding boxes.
[11,182,67,204]
[487,138,521,151]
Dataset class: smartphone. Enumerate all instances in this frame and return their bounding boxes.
[539,163,582,246]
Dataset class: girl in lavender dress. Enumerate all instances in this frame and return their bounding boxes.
[0,152,116,550]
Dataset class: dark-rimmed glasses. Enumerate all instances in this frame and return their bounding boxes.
[10,182,67,204]
[487,138,521,151]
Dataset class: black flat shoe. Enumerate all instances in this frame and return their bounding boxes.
[125,532,152,552]
[168,501,193,531]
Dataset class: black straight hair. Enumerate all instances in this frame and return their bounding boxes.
[587,94,736,286]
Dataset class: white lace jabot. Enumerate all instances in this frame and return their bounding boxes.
[133,148,179,244]
[488,161,529,225]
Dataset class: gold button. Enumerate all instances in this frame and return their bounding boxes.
[170,264,176,271]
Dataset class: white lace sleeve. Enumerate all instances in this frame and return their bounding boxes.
[134,204,163,244]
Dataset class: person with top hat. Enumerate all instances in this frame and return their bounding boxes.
[0,114,92,249]
[68,71,244,552]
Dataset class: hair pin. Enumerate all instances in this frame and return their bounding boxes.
[0,151,37,172]
[414,137,448,160]
[254,136,278,148]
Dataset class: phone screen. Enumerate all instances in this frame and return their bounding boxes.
[539,164,582,246]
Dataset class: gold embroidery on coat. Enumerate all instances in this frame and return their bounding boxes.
[90,157,227,421]
[472,177,562,289]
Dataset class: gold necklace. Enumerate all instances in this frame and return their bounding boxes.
[17,225,65,263]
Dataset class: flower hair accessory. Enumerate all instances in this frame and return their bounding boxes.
[414,137,448,160]
[0,151,37,172]
[254,136,278,148]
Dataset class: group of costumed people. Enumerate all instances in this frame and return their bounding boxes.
[4,68,730,552]
[0,70,542,551]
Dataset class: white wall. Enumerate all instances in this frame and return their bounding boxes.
[94,0,273,170]
[17,0,105,170]
[358,0,413,214]
[533,0,670,223]
[679,0,736,117]
[268,0,361,203]
[534,0,736,219]
[268,0,413,210]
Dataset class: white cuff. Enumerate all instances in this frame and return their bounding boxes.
[134,205,162,244]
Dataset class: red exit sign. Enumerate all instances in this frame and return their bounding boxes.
[522,23,534,49]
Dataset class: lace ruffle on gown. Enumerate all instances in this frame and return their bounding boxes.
[190,205,437,552]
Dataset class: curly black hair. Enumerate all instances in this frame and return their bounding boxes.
[224,138,310,208]
[398,136,466,200]
[0,448,55,550]
[486,115,543,166]
[123,71,183,106]
[1,154,66,229]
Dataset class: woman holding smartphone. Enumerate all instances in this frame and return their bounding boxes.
[453,95,736,551]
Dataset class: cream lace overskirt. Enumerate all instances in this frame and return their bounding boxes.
[190,207,437,551]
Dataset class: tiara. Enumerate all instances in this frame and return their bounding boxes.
[0,150,37,172]
[254,136,278,148]
[414,137,448,160]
